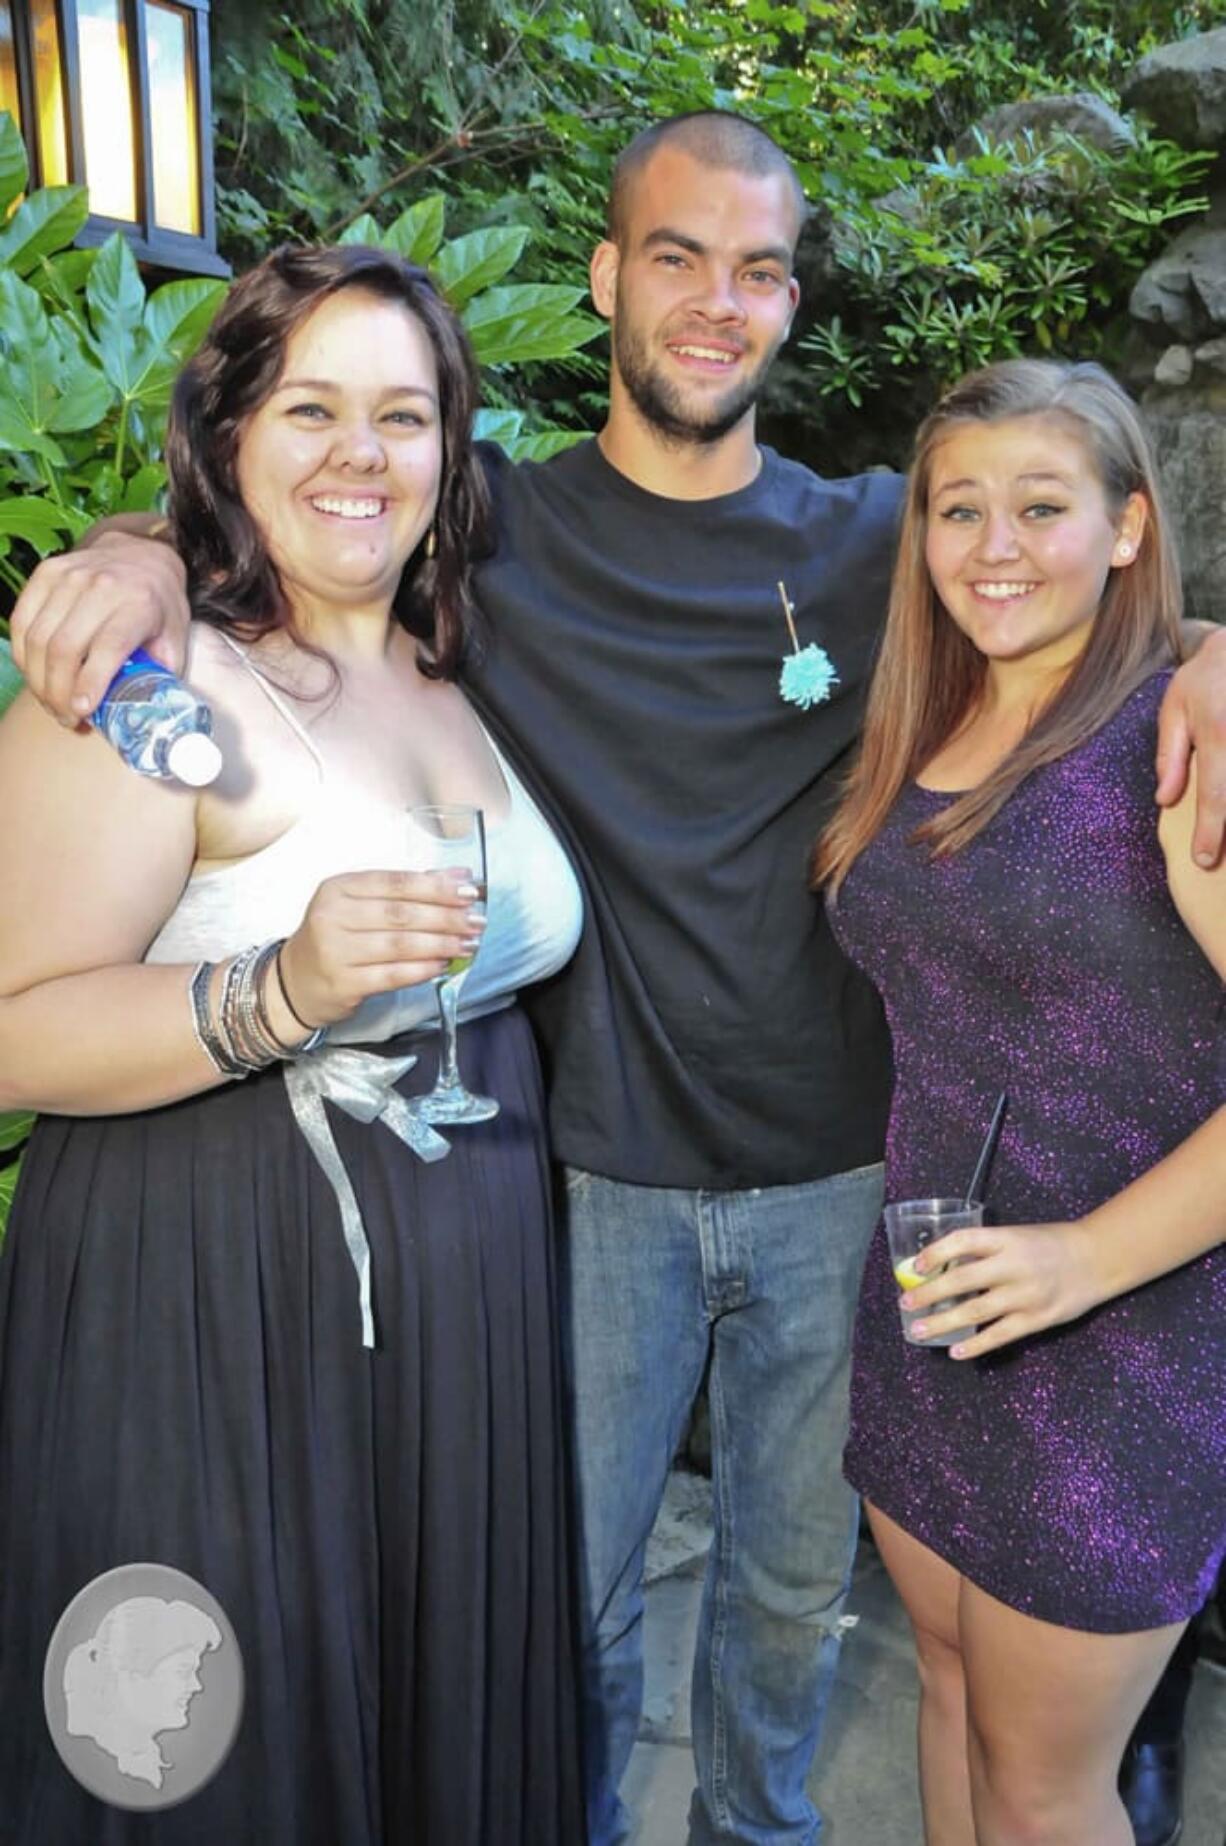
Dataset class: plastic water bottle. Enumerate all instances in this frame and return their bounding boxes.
[92,648,222,787]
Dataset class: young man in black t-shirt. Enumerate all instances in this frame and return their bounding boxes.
[463,114,895,1846]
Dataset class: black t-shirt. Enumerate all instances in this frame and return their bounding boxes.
[464,438,902,1189]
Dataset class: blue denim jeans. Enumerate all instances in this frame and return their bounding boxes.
[558,1161,884,1846]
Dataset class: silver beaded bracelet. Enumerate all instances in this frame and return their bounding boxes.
[189,941,323,1079]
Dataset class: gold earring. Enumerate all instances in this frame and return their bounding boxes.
[424,527,437,559]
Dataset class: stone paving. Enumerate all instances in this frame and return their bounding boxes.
[622,1472,1226,1845]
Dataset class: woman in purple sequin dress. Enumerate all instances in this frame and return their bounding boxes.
[817,360,1225,1846]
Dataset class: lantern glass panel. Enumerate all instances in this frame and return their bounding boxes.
[144,0,198,234]
[0,3,20,141]
[77,0,137,221]
[29,0,67,185]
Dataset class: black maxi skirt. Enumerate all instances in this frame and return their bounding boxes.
[0,1006,584,1845]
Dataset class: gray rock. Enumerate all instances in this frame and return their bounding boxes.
[1194,334,1226,375]
[1122,26,1226,149]
[1142,398,1226,623]
[1130,221,1226,342]
[956,92,1134,157]
[1155,343,1195,385]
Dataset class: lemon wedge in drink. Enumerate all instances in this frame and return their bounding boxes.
[893,1257,928,1291]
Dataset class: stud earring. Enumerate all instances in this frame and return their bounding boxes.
[424,527,437,560]
[1117,540,1133,561]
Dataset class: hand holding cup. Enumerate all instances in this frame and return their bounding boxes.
[903,1218,1103,1358]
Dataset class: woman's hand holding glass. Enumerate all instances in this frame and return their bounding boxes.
[275,868,485,1034]
[902,1218,1105,1359]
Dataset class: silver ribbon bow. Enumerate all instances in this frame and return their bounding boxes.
[283,1045,450,1348]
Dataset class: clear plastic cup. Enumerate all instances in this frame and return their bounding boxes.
[884,1198,982,1348]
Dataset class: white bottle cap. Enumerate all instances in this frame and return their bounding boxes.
[167,730,223,787]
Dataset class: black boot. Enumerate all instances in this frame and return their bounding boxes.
[1119,1738,1184,1846]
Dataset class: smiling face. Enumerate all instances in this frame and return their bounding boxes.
[924,413,1147,676]
[590,145,800,446]
[234,286,443,622]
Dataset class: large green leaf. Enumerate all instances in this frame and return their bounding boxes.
[143,278,227,362]
[90,236,147,395]
[434,227,530,308]
[118,462,167,512]
[383,196,446,265]
[472,408,525,446]
[479,312,604,366]
[0,187,90,275]
[502,427,588,463]
[472,409,586,462]
[0,275,63,440]
[0,111,29,219]
[0,396,65,464]
[462,281,588,332]
[0,1111,34,1153]
[463,284,602,365]
[87,232,146,343]
[0,636,22,718]
[44,355,114,432]
[90,277,223,425]
[31,248,97,325]
[338,212,383,246]
[0,496,76,555]
[0,268,52,353]
[124,351,180,415]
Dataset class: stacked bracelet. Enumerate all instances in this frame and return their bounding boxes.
[188,940,324,1079]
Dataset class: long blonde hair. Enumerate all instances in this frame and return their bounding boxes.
[816,359,1184,892]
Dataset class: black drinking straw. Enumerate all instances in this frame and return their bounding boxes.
[964,1092,1008,1206]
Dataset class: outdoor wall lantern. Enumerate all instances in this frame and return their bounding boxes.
[0,0,227,275]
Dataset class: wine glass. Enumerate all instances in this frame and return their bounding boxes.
[406,802,499,1125]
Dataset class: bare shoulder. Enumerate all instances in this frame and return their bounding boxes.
[0,681,199,831]
[1160,758,1226,980]
[0,682,200,989]
[183,619,246,698]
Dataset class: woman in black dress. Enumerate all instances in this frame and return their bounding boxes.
[0,246,584,1844]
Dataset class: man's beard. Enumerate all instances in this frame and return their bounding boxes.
[612,317,773,447]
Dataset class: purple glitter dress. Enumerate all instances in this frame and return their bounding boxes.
[829,673,1226,1633]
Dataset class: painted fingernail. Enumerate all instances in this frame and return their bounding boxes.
[466,909,487,926]
[911,1322,927,1339]
[1195,851,1215,868]
[455,882,479,898]
[950,1344,968,1359]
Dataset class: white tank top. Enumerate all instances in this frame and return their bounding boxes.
[145,635,583,1043]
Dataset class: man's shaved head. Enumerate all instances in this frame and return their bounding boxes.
[607,111,807,249]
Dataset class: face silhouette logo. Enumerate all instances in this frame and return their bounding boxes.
[45,1565,244,1811]
[63,1597,219,1788]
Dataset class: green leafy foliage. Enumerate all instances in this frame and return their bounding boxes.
[0,114,229,595]
[205,1,1226,465]
[323,197,602,454]
[800,126,1214,437]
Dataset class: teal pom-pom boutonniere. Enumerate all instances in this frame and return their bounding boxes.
[779,643,839,710]
[776,581,839,711]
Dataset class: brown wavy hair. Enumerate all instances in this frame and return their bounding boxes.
[165,244,490,679]
[816,359,1184,892]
